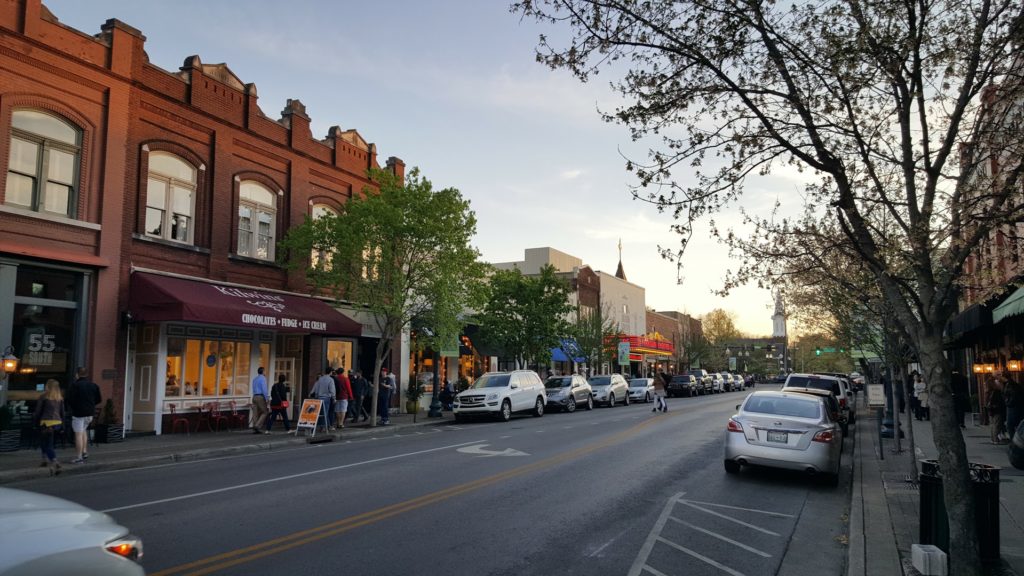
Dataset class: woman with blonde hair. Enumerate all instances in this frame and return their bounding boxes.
[32,379,65,475]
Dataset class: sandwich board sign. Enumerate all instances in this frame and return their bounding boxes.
[297,398,324,437]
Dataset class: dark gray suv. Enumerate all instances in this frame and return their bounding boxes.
[545,375,594,412]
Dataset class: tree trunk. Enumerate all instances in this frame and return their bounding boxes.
[919,333,981,576]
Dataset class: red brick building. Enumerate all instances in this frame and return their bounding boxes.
[0,0,404,433]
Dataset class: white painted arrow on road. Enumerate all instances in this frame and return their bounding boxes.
[457,443,529,457]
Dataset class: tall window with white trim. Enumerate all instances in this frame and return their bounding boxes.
[145,152,196,243]
[6,109,81,217]
[238,181,276,260]
[310,203,336,270]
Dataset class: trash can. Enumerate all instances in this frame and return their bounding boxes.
[919,459,1001,563]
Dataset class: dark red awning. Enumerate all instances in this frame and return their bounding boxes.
[129,272,361,336]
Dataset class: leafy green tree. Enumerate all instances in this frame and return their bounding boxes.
[680,330,710,371]
[513,3,1024,571]
[572,302,619,371]
[279,167,487,425]
[478,265,574,369]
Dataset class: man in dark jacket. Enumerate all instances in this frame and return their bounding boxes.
[67,367,101,464]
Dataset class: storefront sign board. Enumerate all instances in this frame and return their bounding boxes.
[867,383,885,407]
[297,399,324,430]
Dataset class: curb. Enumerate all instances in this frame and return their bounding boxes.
[0,417,453,485]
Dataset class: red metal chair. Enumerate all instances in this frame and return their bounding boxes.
[228,401,249,430]
[169,404,190,435]
[195,403,212,432]
[208,402,230,431]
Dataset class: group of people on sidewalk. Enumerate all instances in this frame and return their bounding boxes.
[986,371,1024,445]
[247,365,397,435]
[31,367,103,476]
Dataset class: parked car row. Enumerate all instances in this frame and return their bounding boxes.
[666,369,750,398]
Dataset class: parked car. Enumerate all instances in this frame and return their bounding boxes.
[815,372,857,423]
[710,373,726,394]
[629,378,656,403]
[783,373,850,435]
[588,374,630,407]
[668,374,699,397]
[545,374,593,413]
[721,372,739,392]
[724,390,843,486]
[681,369,711,395]
[0,487,145,575]
[454,371,546,422]
[848,371,865,392]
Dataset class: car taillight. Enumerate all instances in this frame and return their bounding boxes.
[839,398,847,408]
[727,418,743,433]
[812,429,836,443]
[106,536,143,561]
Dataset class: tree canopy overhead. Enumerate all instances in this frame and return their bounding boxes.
[513,1,1024,572]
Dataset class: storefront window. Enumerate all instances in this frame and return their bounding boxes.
[169,336,257,399]
[327,340,354,374]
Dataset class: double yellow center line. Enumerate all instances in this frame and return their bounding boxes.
[152,416,665,575]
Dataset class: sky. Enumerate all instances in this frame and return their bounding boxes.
[45,0,809,337]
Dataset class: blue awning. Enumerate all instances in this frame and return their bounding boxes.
[551,347,571,362]
[558,338,586,363]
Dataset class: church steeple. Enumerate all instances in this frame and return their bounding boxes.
[615,238,627,281]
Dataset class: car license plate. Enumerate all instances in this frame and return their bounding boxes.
[767,431,788,443]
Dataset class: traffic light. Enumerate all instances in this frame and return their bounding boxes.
[839,347,845,353]
[815,347,821,356]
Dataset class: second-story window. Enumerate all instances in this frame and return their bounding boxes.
[145,152,197,243]
[6,109,81,217]
[310,204,336,270]
[238,181,276,261]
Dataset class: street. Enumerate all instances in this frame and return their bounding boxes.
[12,387,851,576]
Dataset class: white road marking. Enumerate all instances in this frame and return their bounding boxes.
[640,565,670,576]
[588,526,631,557]
[681,500,795,518]
[456,443,529,457]
[668,517,772,557]
[627,491,686,576]
[678,500,781,536]
[656,536,747,576]
[99,439,485,513]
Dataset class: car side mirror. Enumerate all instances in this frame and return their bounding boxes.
[736,404,741,410]
[510,383,519,389]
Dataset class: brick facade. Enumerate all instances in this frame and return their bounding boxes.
[0,0,404,425]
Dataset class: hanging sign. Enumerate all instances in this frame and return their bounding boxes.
[618,342,631,366]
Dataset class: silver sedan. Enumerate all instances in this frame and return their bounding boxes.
[0,487,145,575]
[723,390,843,485]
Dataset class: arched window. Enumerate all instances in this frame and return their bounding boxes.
[310,203,336,270]
[238,181,277,260]
[145,152,197,243]
[6,109,82,217]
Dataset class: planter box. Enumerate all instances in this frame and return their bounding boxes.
[94,424,125,444]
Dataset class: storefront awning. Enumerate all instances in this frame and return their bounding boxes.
[994,287,1024,324]
[129,272,361,336]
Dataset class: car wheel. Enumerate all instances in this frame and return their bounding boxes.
[532,397,544,417]
[454,413,464,423]
[608,394,616,408]
[724,460,741,474]
[624,393,630,406]
[824,453,842,487]
[566,397,577,413]
[585,395,594,410]
[498,400,512,422]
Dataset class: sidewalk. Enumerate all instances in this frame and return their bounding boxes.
[0,410,455,485]
[848,395,1024,576]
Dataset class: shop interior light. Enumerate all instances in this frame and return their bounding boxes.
[1007,360,1022,372]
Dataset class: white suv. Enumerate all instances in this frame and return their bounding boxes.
[454,371,546,422]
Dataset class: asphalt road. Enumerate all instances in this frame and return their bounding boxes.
[15,385,852,576]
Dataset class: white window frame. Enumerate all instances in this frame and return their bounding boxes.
[238,181,277,261]
[144,152,197,244]
[6,109,81,218]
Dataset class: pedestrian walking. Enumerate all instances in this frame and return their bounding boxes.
[311,367,336,432]
[378,367,395,425]
[1004,373,1023,443]
[912,372,927,420]
[67,367,101,464]
[987,375,1008,444]
[349,370,371,422]
[440,379,455,411]
[334,368,353,429]
[653,371,669,413]
[266,374,291,433]
[33,379,64,476]
[250,367,270,434]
